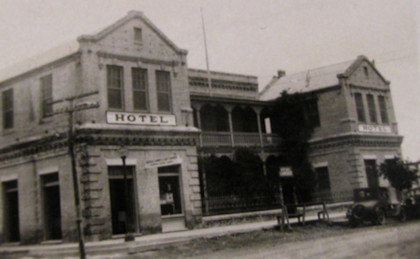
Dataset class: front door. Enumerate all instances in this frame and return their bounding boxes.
[41,173,62,240]
[3,180,20,242]
[108,166,137,235]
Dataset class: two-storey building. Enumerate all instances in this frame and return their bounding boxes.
[260,56,403,201]
[0,11,201,244]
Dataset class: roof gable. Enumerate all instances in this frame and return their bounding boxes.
[341,56,389,88]
[78,11,187,55]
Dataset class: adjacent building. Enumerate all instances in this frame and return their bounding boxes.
[260,56,403,201]
[0,11,403,244]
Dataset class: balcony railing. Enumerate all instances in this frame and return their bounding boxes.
[201,132,281,147]
[201,132,232,146]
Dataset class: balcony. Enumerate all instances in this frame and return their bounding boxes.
[201,132,281,147]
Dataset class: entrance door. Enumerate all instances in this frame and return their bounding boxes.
[3,180,19,242]
[364,159,379,188]
[158,165,186,232]
[41,173,62,240]
[108,166,136,235]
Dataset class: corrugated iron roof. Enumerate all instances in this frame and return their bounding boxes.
[259,58,359,101]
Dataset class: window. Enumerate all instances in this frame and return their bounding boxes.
[158,165,182,215]
[315,167,332,201]
[354,93,365,122]
[2,89,13,129]
[305,98,320,128]
[41,74,53,118]
[363,66,369,78]
[132,68,148,111]
[378,95,389,124]
[134,28,142,43]
[156,71,172,112]
[364,159,379,188]
[107,65,124,109]
[367,94,377,123]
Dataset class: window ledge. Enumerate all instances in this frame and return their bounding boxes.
[1,129,15,136]
[161,213,184,219]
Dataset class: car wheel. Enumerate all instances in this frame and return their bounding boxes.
[349,217,359,228]
[399,208,407,222]
[375,210,386,225]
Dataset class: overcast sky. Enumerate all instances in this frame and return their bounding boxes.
[0,0,419,161]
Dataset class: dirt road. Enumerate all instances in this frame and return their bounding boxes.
[191,221,420,259]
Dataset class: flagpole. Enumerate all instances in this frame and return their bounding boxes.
[201,8,212,96]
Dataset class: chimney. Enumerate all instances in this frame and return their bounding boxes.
[277,70,286,78]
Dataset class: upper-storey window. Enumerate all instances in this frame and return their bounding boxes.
[378,95,389,124]
[107,65,124,109]
[156,71,172,112]
[354,93,366,122]
[41,74,53,118]
[132,68,148,111]
[305,98,320,128]
[2,89,13,129]
[134,28,142,44]
[366,94,377,123]
[363,66,369,78]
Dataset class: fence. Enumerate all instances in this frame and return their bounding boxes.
[202,194,282,216]
[201,191,353,216]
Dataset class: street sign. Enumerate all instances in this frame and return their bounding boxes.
[145,155,182,169]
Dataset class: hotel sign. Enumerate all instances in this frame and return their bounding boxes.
[358,124,392,134]
[106,111,176,126]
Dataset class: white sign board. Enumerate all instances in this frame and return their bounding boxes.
[279,167,293,177]
[145,155,182,169]
[358,124,392,133]
[106,111,176,126]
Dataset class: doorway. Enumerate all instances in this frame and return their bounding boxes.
[2,180,20,242]
[364,159,379,188]
[108,166,137,235]
[41,173,62,240]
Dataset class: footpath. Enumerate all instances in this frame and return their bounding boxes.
[0,204,349,258]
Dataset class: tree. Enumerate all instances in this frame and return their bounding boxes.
[379,158,418,192]
[270,91,317,202]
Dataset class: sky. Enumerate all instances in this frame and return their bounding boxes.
[0,0,419,161]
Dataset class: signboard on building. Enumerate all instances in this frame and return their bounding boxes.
[106,111,176,126]
[279,167,293,177]
[358,124,392,133]
[145,155,182,169]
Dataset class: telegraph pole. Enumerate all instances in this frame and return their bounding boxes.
[51,91,99,259]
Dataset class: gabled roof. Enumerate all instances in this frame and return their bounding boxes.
[259,55,387,101]
[78,10,187,55]
[0,11,186,84]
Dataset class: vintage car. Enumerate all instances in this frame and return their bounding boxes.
[405,187,420,218]
[346,187,406,227]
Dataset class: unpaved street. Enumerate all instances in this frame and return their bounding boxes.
[188,221,420,259]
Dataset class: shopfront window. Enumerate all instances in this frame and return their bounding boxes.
[158,165,182,215]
